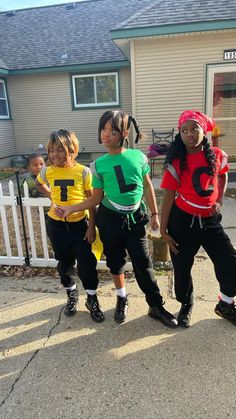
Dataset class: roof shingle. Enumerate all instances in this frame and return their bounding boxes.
[0,0,152,70]
[0,0,235,71]
[119,0,236,29]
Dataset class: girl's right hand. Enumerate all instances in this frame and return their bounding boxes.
[161,232,179,254]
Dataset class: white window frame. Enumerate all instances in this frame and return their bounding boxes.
[72,72,119,108]
[0,78,10,119]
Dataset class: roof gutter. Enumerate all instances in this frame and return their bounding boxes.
[7,60,130,75]
[0,68,9,75]
[110,19,236,40]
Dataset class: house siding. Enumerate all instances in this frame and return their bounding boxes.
[0,120,16,158]
[7,67,132,155]
[132,31,236,156]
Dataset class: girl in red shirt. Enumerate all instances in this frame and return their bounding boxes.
[160,110,236,327]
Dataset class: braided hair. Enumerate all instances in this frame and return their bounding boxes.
[98,110,141,146]
[163,133,217,176]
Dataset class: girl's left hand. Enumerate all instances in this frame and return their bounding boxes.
[84,225,96,244]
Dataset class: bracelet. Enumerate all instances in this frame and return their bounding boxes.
[151,212,158,217]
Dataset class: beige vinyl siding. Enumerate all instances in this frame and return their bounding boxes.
[0,120,16,158]
[133,30,236,156]
[120,66,132,115]
[7,67,131,155]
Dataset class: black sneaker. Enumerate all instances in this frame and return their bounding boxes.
[114,296,128,323]
[85,294,105,323]
[214,300,236,326]
[178,303,193,328]
[148,304,178,328]
[64,289,78,316]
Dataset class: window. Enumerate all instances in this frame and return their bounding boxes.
[0,79,10,119]
[72,72,119,108]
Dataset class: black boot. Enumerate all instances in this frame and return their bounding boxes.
[64,289,78,316]
[114,296,128,323]
[148,304,178,328]
[85,294,105,323]
[178,303,193,328]
[215,300,236,326]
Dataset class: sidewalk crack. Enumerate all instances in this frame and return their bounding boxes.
[0,306,64,408]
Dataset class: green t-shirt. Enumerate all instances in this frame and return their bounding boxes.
[91,149,150,213]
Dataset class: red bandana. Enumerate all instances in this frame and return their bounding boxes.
[178,110,215,134]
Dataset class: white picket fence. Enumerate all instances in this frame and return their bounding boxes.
[0,180,56,267]
[0,180,24,265]
[0,180,132,270]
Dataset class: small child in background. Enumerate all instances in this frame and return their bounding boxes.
[36,129,104,323]
[20,153,46,197]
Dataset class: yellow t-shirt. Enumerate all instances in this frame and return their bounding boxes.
[37,163,91,222]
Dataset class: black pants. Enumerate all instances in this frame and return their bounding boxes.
[95,204,163,307]
[46,217,98,290]
[168,204,236,304]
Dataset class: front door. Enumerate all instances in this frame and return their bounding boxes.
[206,64,236,157]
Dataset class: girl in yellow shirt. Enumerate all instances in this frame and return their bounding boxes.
[36,129,104,323]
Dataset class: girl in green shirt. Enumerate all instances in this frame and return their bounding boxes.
[55,111,177,328]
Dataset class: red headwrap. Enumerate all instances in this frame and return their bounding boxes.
[178,110,215,134]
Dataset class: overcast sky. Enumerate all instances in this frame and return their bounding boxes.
[0,0,83,11]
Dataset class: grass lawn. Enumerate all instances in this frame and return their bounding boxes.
[0,171,15,180]
[0,167,26,181]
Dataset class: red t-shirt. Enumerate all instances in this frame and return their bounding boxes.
[160,147,229,216]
